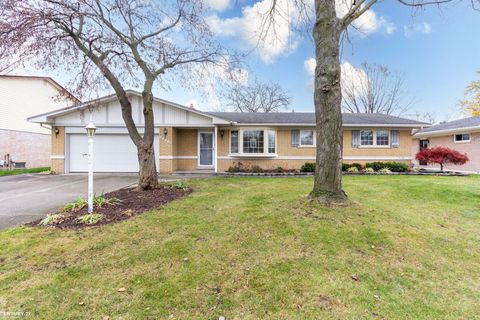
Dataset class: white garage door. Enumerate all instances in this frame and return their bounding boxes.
[68,134,159,173]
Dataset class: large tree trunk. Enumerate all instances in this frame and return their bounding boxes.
[137,89,158,190]
[309,0,350,205]
[137,140,158,190]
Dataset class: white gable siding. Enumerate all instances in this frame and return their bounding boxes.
[0,77,74,134]
[53,96,213,126]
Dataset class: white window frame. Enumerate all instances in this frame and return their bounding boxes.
[454,133,471,144]
[359,130,391,148]
[299,130,315,147]
[229,127,277,157]
[229,130,239,154]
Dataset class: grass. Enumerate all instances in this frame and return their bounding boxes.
[0,167,50,176]
[1,176,480,319]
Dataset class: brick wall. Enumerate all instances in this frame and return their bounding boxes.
[413,132,480,172]
[0,129,50,168]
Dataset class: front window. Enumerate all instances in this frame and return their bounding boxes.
[300,130,314,146]
[268,131,276,153]
[360,130,390,147]
[231,130,239,153]
[243,130,264,153]
[360,130,374,146]
[376,131,389,146]
[455,133,470,143]
[229,128,276,155]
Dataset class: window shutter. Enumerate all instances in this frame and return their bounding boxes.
[391,130,400,148]
[291,129,300,147]
[352,130,360,148]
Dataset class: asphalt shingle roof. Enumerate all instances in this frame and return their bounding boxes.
[208,112,429,126]
[416,116,480,133]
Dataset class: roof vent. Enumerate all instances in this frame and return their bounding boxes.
[190,103,194,109]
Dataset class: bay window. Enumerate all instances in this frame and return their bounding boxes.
[243,130,264,153]
[230,128,276,155]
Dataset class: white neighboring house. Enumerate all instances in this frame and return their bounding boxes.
[0,75,79,168]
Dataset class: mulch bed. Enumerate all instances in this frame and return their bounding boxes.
[29,186,192,229]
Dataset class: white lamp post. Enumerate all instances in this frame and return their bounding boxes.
[85,120,96,213]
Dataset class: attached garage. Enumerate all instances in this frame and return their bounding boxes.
[68,134,159,173]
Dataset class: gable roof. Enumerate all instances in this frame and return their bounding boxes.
[0,74,80,103]
[27,89,429,128]
[414,116,480,137]
[27,90,228,124]
[209,112,429,127]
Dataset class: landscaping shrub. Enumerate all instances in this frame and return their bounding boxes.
[362,167,375,173]
[365,161,409,172]
[346,166,359,172]
[173,180,189,191]
[275,166,284,173]
[250,165,263,173]
[39,213,65,226]
[379,168,392,173]
[301,162,315,172]
[385,162,409,172]
[76,213,105,225]
[342,163,364,171]
[227,165,241,173]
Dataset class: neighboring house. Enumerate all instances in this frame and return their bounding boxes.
[412,117,480,173]
[0,75,79,168]
[28,91,428,174]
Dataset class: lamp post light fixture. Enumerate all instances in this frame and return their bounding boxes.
[85,120,97,213]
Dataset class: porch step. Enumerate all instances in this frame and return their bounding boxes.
[172,170,215,176]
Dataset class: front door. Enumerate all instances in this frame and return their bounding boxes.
[198,132,214,167]
[419,139,429,165]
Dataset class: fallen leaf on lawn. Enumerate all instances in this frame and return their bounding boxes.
[117,287,127,292]
[78,301,84,306]
[102,316,111,320]
[351,274,359,281]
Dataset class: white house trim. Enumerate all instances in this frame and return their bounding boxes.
[217,156,412,161]
[159,156,197,160]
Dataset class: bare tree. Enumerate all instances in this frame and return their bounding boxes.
[0,0,237,190]
[342,62,410,115]
[261,0,457,205]
[223,80,291,112]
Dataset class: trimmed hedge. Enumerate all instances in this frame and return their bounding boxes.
[342,163,363,171]
[300,162,315,172]
[365,161,409,172]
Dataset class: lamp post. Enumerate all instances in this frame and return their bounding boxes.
[85,121,97,213]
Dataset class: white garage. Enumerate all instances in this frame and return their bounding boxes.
[68,134,159,173]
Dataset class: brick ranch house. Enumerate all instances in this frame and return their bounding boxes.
[0,75,78,168]
[28,90,428,174]
[412,116,480,173]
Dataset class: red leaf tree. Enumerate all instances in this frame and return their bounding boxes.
[416,147,469,171]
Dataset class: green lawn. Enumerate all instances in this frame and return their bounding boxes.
[0,167,50,176]
[1,176,480,319]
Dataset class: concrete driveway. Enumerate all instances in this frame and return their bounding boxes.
[0,174,138,230]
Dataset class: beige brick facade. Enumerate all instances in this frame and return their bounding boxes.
[51,126,415,174]
[50,126,65,173]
